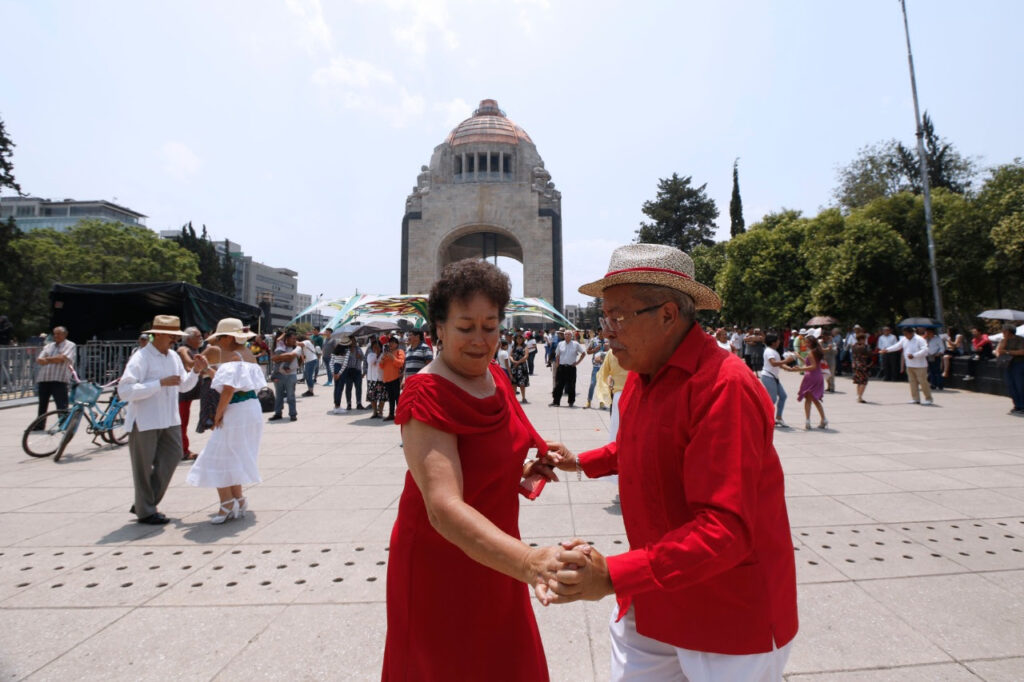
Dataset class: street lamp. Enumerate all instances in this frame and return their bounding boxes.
[899,0,944,324]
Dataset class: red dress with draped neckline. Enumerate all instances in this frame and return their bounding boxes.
[381,363,550,681]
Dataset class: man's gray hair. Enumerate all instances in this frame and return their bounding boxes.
[184,326,201,338]
[53,326,68,334]
[1003,323,1018,334]
[629,284,696,323]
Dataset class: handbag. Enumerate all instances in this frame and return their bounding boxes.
[195,377,217,433]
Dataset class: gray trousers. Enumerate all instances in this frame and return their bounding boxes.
[129,425,182,519]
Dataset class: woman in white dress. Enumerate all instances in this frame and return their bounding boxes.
[187,318,267,524]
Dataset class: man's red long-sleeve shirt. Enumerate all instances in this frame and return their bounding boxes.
[578,325,798,655]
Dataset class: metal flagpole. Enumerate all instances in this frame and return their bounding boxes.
[900,0,944,324]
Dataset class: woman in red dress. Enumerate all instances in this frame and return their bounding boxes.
[382,259,567,681]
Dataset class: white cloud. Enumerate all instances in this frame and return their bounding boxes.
[160,141,202,181]
[512,0,551,35]
[313,55,395,88]
[313,55,427,127]
[285,0,332,52]
[366,0,459,56]
[436,97,472,128]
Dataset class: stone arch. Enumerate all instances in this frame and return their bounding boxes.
[437,223,524,280]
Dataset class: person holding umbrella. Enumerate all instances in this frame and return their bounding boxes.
[994,323,1024,415]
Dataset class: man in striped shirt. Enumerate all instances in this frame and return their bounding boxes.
[402,329,433,385]
[35,326,76,417]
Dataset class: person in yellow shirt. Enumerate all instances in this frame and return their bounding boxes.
[594,345,630,439]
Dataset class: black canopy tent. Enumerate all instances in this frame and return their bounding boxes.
[50,282,262,343]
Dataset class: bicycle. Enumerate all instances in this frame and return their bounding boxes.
[22,377,128,462]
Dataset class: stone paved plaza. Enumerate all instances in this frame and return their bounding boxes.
[1,365,1023,681]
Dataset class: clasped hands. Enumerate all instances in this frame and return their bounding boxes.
[520,444,614,607]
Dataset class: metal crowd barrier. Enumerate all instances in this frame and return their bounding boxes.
[0,341,137,403]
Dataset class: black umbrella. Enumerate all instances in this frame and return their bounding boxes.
[978,309,1024,322]
[896,317,941,329]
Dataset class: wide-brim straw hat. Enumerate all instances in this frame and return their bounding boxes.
[142,314,187,336]
[578,244,721,310]
[207,318,256,342]
[336,333,353,345]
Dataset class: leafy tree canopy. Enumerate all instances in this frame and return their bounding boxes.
[0,116,22,197]
[635,173,719,252]
[11,220,199,335]
[833,113,976,210]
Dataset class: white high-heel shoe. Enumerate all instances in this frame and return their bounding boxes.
[211,498,239,525]
[235,497,248,519]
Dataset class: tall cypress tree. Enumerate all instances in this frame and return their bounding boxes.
[730,158,745,237]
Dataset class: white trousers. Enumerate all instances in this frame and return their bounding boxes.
[610,606,791,682]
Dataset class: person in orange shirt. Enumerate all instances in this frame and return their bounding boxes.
[378,336,406,421]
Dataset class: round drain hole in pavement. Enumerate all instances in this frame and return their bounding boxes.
[202,550,212,555]
[226,582,237,587]
[86,583,97,588]
[345,561,354,566]
[321,548,331,553]
[931,553,941,558]
[276,564,286,569]
[121,582,133,588]
[191,583,203,588]
[113,551,122,556]
[872,557,884,562]
[614,540,622,544]
[367,577,377,582]
[181,565,192,570]
[84,566,94,571]
[291,549,300,554]
[295,579,306,585]
[116,566,126,571]
[245,565,255,569]
[20,567,31,571]
[231,550,241,554]
[807,561,818,566]
[260,580,271,586]
[157,582,168,587]
[84,551,93,556]
[529,543,538,547]
[51,583,63,588]
[902,555,913,560]
[144,551,153,556]
[23,552,34,557]
[173,551,183,555]
[16,583,29,588]
[54,551,64,556]
[845,559,855,563]
[986,550,996,555]
[213,566,223,571]
[356,547,364,552]
[55,566,64,570]
[309,563,319,568]
[333,577,343,583]
[262,550,271,554]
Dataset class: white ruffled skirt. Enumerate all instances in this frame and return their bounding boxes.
[186,399,263,488]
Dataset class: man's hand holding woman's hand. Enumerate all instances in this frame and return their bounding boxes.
[527,538,614,606]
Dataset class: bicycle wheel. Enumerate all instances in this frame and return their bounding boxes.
[102,403,129,446]
[53,409,84,462]
[22,410,69,457]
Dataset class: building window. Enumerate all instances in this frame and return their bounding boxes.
[16,206,35,216]
[454,155,462,176]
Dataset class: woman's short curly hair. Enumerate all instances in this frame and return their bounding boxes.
[427,259,510,336]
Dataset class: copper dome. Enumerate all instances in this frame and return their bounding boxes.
[445,99,533,147]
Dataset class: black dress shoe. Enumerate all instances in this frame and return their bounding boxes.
[383,415,395,421]
[137,513,169,525]
[129,504,135,514]
[268,414,283,421]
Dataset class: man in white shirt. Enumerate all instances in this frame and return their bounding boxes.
[876,326,899,381]
[729,326,745,358]
[525,333,539,375]
[34,326,76,418]
[118,315,207,524]
[880,327,933,405]
[923,328,945,391]
[550,330,585,407]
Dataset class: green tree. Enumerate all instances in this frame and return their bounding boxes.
[895,113,976,196]
[0,115,22,197]
[171,222,235,296]
[635,173,719,252]
[833,114,976,210]
[716,219,812,327]
[13,220,200,333]
[803,214,914,327]
[729,159,745,237]
[974,160,1024,308]
[691,242,727,327]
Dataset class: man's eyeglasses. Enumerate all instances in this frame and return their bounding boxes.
[599,302,668,333]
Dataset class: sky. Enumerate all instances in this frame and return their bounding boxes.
[2,0,1023,309]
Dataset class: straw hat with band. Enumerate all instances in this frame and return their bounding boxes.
[578,244,721,310]
[336,333,353,346]
[143,314,188,336]
[207,318,256,342]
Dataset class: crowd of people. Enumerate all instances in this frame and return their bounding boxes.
[14,240,1024,680]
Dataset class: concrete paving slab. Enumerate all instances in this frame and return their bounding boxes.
[962,656,1024,681]
[0,607,129,680]
[785,582,952,674]
[786,662,981,681]
[858,574,1024,659]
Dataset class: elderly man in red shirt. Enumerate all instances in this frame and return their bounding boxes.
[543,244,797,680]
